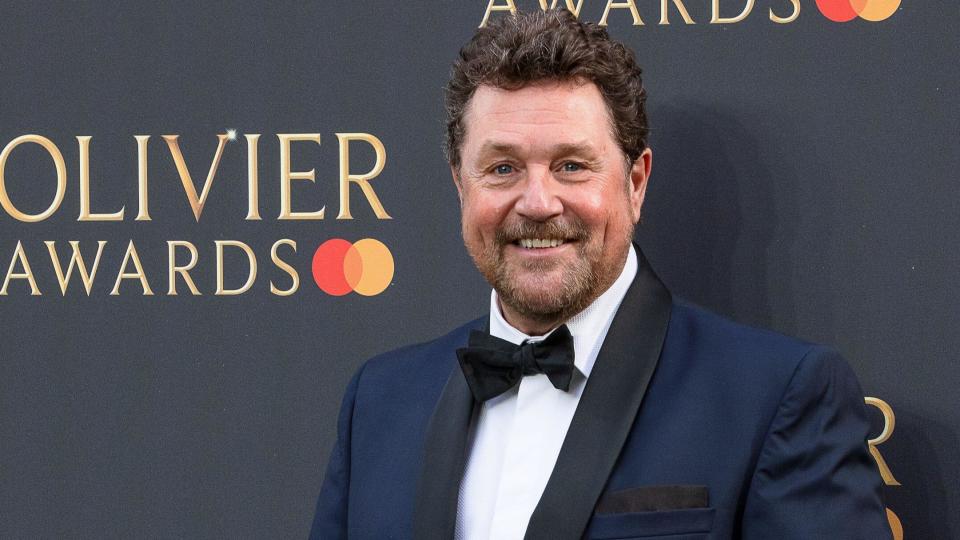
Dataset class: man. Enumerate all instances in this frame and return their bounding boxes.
[310,9,891,540]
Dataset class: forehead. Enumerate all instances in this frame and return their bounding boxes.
[461,81,615,154]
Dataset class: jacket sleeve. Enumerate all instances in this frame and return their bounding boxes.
[309,365,364,540]
[741,346,892,540]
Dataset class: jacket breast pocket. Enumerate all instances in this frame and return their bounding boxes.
[582,507,715,540]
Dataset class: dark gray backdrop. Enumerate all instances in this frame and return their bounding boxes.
[1,2,956,538]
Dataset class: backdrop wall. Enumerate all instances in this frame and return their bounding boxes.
[1,2,956,538]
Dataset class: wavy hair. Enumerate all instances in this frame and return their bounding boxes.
[445,8,649,169]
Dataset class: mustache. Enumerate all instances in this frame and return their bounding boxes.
[494,218,589,245]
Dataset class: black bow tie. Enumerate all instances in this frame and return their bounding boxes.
[456,324,576,402]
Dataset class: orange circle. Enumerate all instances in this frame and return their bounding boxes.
[851,0,901,21]
[311,238,394,296]
[351,238,394,296]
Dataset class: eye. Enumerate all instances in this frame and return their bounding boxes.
[561,162,583,172]
[494,164,514,175]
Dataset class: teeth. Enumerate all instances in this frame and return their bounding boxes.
[519,238,564,249]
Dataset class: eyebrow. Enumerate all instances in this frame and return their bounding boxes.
[474,140,599,161]
[475,142,521,159]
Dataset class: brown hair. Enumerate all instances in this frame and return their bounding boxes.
[445,8,649,169]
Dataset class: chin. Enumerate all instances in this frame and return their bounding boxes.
[510,284,562,310]
[497,268,598,322]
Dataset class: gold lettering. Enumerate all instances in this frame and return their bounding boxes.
[886,508,903,540]
[270,239,299,296]
[278,134,325,220]
[0,135,67,222]
[215,240,257,295]
[1,241,41,295]
[864,397,901,486]
[660,0,695,24]
[597,0,643,26]
[163,134,229,222]
[77,136,125,221]
[245,134,262,220]
[46,240,106,295]
[336,133,390,220]
[711,0,755,23]
[769,0,800,23]
[167,241,201,296]
[600,0,644,26]
[135,135,151,221]
[480,0,517,28]
[110,240,154,295]
[537,0,585,17]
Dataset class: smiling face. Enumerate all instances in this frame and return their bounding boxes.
[454,81,652,334]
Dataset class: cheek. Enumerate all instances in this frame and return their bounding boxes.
[572,186,633,240]
[579,174,623,209]
[462,196,507,240]
[466,192,512,224]
[570,186,616,229]
[584,190,607,210]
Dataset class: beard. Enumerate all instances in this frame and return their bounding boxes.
[466,216,632,327]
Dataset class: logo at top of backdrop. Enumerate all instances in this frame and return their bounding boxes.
[479,0,902,27]
[815,0,900,21]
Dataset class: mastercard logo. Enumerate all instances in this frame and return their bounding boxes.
[815,0,900,21]
[312,238,394,296]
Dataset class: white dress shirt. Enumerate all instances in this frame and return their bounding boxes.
[455,245,639,540]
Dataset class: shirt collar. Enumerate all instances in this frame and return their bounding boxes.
[489,244,639,378]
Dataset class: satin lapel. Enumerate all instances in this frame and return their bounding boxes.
[525,248,673,540]
[411,324,483,539]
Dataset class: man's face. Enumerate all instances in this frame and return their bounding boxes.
[454,81,652,332]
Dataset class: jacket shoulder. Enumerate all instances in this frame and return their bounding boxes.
[670,298,825,358]
[664,299,852,393]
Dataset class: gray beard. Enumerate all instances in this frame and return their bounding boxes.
[485,245,601,326]
[465,215,635,328]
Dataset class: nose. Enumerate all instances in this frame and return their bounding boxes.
[515,166,563,221]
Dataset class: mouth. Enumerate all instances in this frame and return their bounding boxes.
[494,219,587,256]
[515,238,568,249]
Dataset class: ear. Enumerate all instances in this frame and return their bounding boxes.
[451,165,463,206]
[628,148,652,223]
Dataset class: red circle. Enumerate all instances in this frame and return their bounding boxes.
[312,239,354,296]
[815,0,859,21]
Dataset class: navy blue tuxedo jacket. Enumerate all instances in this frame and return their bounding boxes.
[310,251,890,539]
